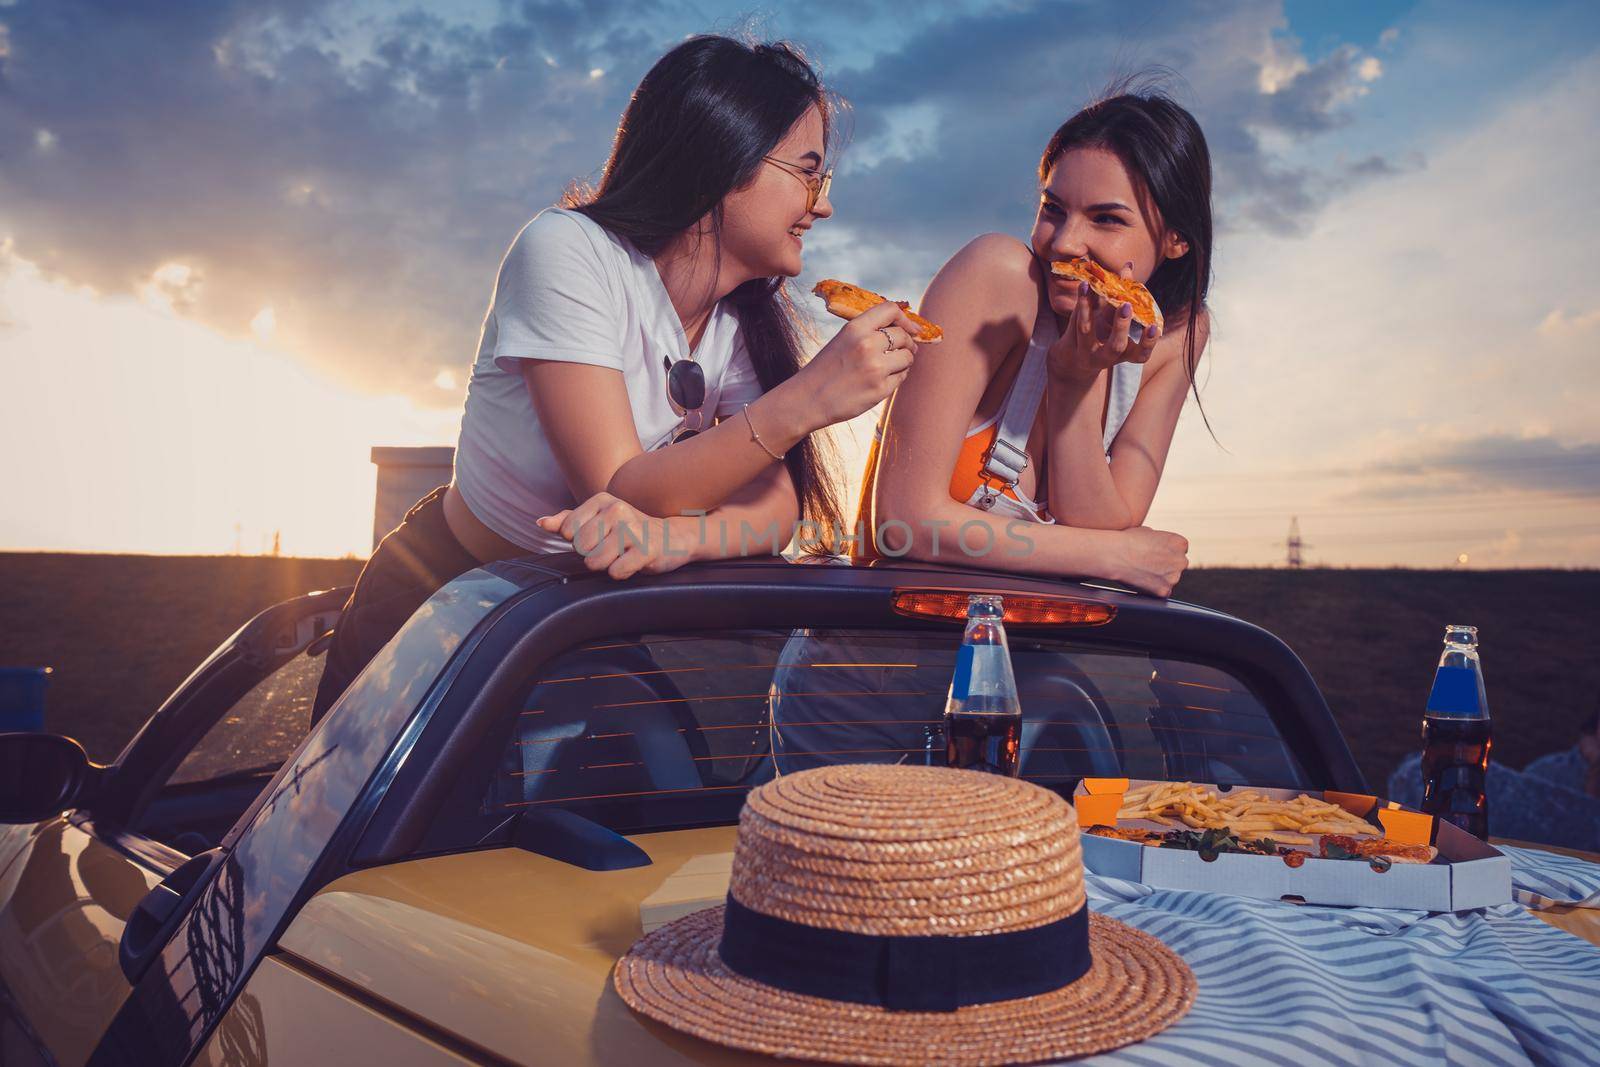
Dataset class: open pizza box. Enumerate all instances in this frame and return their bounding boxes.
[1072,777,1511,912]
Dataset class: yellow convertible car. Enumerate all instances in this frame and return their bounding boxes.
[1,555,1593,1066]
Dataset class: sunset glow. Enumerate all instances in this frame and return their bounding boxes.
[0,250,459,557]
[1,0,1595,564]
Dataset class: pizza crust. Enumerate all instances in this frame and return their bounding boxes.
[1320,834,1439,865]
[1049,257,1164,332]
[811,279,944,343]
[1086,825,1166,845]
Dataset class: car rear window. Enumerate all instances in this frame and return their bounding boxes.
[473,627,1310,834]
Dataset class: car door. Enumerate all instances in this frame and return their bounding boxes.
[84,565,527,1067]
[0,812,168,1067]
[0,588,346,1067]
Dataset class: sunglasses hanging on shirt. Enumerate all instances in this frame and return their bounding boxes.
[664,354,707,444]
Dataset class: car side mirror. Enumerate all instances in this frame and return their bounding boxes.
[0,732,104,823]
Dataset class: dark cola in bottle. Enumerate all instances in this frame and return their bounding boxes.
[1420,624,1492,839]
[945,594,1023,777]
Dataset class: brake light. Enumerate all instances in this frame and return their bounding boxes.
[891,589,1116,627]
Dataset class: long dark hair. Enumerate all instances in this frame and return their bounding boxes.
[565,35,845,548]
[1040,85,1214,426]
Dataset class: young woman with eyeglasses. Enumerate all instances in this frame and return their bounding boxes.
[852,87,1212,597]
[310,36,919,722]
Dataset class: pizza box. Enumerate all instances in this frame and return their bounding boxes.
[1072,777,1511,912]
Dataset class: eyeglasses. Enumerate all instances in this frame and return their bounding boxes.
[664,354,706,444]
[762,155,833,216]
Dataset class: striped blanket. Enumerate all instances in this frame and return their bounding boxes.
[1082,845,1600,1066]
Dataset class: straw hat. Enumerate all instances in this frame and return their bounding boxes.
[614,764,1195,1066]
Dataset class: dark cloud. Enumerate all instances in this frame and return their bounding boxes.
[1258,43,1372,135]
[0,0,665,396]
[1353,435,1600,501]
[0,0,1402,400]
[1346,153,1404,178]
[1320,148,1424,199]
[822,0,1401,276]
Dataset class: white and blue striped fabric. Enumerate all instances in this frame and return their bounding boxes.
[1080,846,1600,1066]
[1501,845,1600,910]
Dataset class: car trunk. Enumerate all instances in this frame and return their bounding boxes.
[270,828,760,1066]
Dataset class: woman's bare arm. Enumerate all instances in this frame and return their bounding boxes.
[522,300,920,518]
[533,461,801,580]
[671,459,801,561]
[868,234,1026,541]
[521,360,811,514]
[1044,310,1209,529]
[869,235,1153,583]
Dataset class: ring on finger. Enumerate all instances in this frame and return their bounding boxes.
[877,326,895,352]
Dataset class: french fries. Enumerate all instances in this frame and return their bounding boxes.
[1116,782,1376,844]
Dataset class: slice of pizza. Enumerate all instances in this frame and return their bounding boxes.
[1049,257,1164,334]
[1320,834,1439,865]
[1085,825,1165,846]
[811,279,944,343]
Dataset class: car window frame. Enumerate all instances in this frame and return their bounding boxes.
[422,623,1313,848]
[85,588,349,839]
[162,645,328,789]
[88,565,530,1067]
[349,560,1364,868]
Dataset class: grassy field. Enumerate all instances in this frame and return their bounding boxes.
[1,553,1595,787]
[0,553,362,762]
[1175,568,1599,788]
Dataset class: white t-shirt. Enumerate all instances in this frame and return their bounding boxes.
[453,207,766,553]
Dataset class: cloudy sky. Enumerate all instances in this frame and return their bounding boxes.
[1,0,1596,565]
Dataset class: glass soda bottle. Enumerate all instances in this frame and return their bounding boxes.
[1419,624,1492,839]
[945,595,1023,777]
